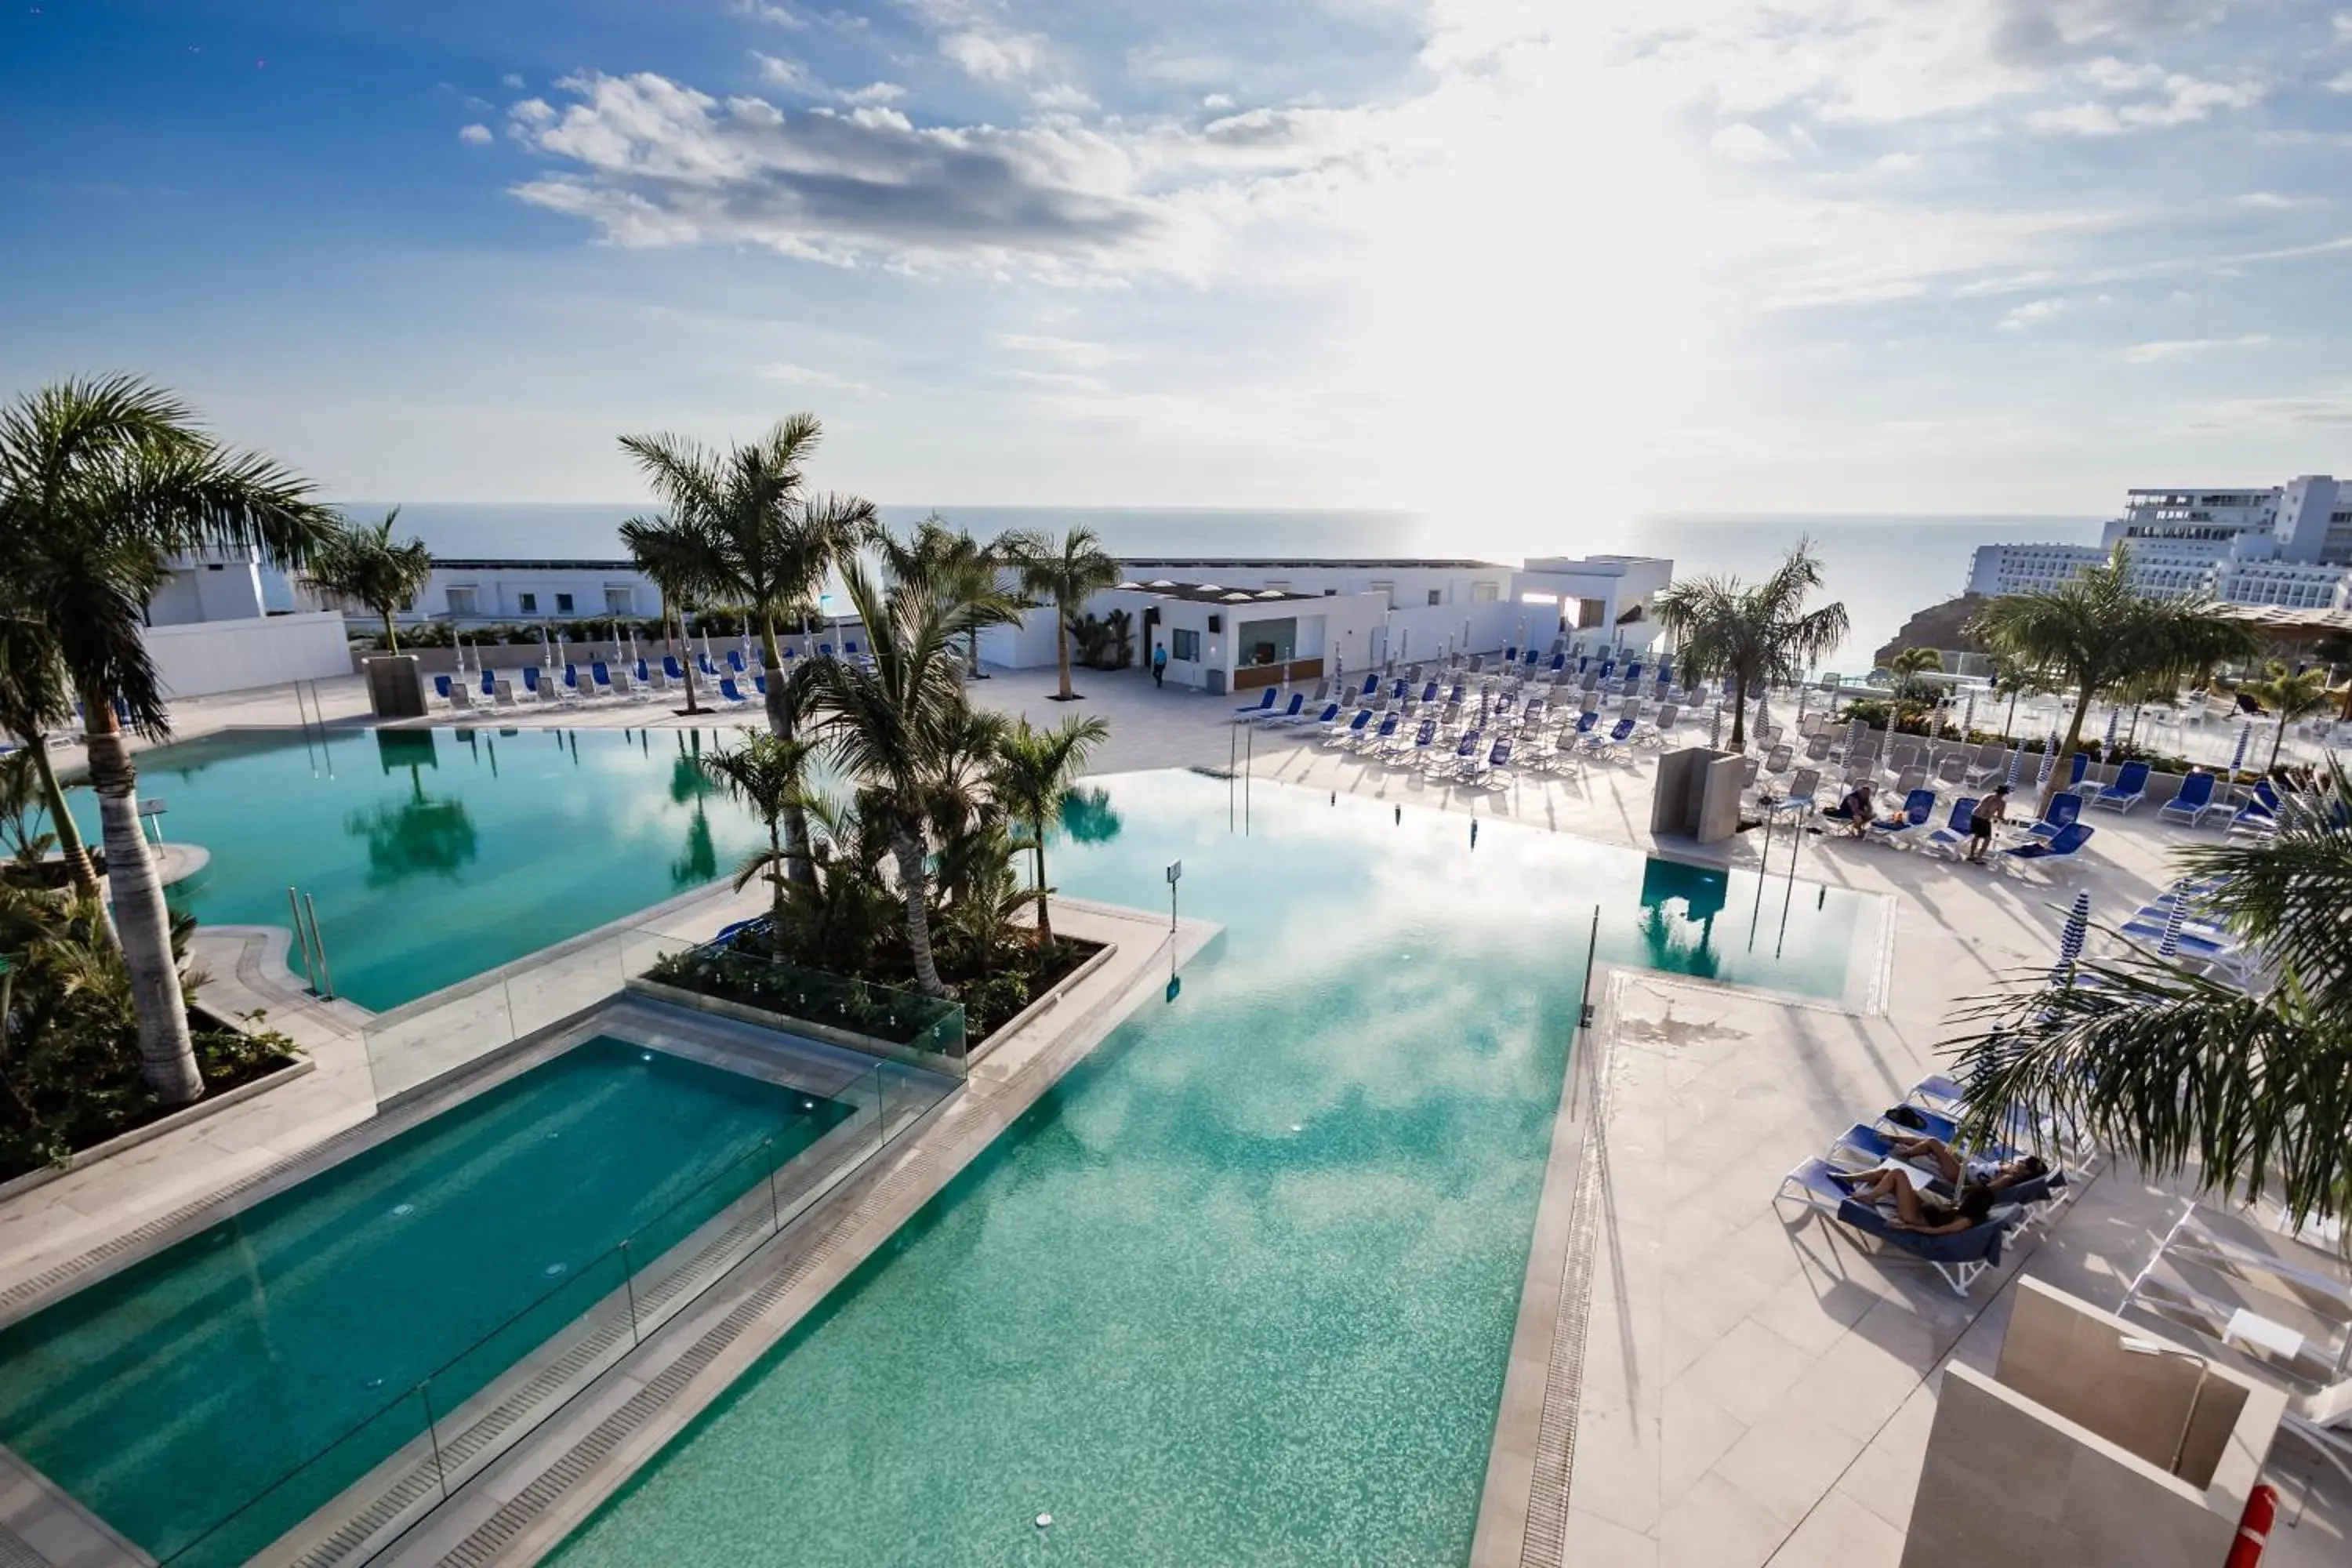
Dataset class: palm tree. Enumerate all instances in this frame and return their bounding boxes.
[1007,526,1122,701]
[990,714,1110,949]
[1885,646,1944,730]
[620,416,875,882]
[1970,546,2258,815]
[877,514,1025,677]
[0,376,335,1102]
[1653,541,1849,750]
[699,731,820,925]
[619,514,715,716]
[2226,661,2336,775]
[1947,759,2352,1229]
[0,612,96,891]
[306,508,435,650]
[803,559,969,996]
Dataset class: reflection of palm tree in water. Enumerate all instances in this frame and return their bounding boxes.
[1058,786,1123,845]
[344,766,479,887]
[1635,899,1721,980]
[669,733,720,887]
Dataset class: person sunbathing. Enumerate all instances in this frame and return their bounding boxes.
[1834,1166,1999,1235]
[1879,1134,2048,1192]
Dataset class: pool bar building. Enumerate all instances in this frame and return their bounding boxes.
[0,737,1889,1568]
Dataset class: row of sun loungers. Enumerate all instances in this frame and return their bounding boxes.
[1776,1074,2085,1297]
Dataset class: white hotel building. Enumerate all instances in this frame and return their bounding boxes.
[1967,477,2352,612]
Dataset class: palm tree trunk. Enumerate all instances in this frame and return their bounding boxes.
[2044,688,2095,817]
[1055,604,1074,700]
[768,822,786,928]
[31,742,100,896]
[1728,673,1749,750]
[82,707,201,1103]
[757,619,818,889]
[1033,827,1052,950]
[894,834,949,996]
[2266,719,2288,778]
[677,608,704,715]
[381,610,400,653]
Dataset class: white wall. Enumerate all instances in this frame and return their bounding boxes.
[140,611,354,699]
[147,555,269,627]
[978,608,1068,670]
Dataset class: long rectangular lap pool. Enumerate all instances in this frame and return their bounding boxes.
[0,1037,848,1566]
[542,772,1878,1568]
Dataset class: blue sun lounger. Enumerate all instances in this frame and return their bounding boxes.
[1867,788,1938,844]
[2158,770,2227,826]
[1924,797,1980,855]
[1321,709,1372,746]
[2090,759,2150,812]
[1292,701,1342,728]
[716,677,750,709]
[1232,688,1277,720]
[2024,792,2082,841]
[2004,820,2094,868]
[1254,691,1306,725]
[1776,1159,2025,1297]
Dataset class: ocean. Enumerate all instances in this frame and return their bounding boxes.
[355,503,2109,677]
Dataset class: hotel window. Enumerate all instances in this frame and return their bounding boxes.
[1472,581,1500,602]
[517,592,538,614]
[1427,589,1441,605]
[1171,627,1201,662]
[1369,579,1396,608]
[556,593,575,614]
[446,586,478,616]
[606,586,634,614]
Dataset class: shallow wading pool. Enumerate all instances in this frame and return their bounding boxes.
[0,1037,848,1565]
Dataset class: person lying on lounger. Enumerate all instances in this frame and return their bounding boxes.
[1832,1167,1999,1235]
[1877,1134,2048,1192]
[1823,781,1875,837]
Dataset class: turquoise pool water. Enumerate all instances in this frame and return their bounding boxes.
[0,1038,846,1565]
[65,728,768,1011]
[544,774,1873,1568]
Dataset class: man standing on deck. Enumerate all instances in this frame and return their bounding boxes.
[1151,640,1168,688]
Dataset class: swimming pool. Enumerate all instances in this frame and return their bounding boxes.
[81,731,1871,1018]
[543,774,1875,1568]
[0,1037,847,1566]
[67,728,768,1011]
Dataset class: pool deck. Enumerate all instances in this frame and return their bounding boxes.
[12,667,2350,1567]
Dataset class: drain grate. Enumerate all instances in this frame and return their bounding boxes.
[1518,995,1616,1568]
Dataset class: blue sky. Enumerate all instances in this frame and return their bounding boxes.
[6,2,2352,520]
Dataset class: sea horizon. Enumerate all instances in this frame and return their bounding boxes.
[340,503,2111,677]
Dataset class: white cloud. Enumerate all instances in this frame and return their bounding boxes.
[2337,13,2352,42]
[736,0,809,27]
[2329,70,2352,93]
[1871,151,1923,174]
[2027,71,2265,134]
[459,123,494,146]
[501,73,525,89]
[2124,332,2270,362]
[2238,191,2320,209]
[1031,82,1098,113]
[1201,93,1234,111]
[753,53,826,96]
[996,332,1127,368]
[941,28,1044,82]
[759,361,877,393]
[1708,122,1788,163]
[842,82,906,105]
[1998,297,2067,330]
